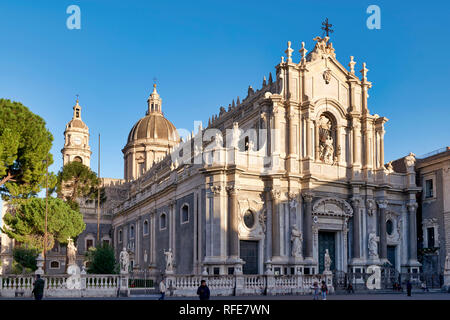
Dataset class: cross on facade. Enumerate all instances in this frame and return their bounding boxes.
[322,18,333,37]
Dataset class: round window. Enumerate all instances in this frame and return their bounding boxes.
[243,211,255,229]
[386,220,393,235]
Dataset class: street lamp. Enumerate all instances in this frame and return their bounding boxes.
[42,156,49,273]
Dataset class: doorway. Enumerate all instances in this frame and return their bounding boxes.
[318,231,336,273]
[240,240,259,274]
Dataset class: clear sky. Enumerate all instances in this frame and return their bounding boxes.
[0,0,449,179]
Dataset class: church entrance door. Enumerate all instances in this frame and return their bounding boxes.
[387,245,396,268]
[318,231,336,273]
[240,240,258,274]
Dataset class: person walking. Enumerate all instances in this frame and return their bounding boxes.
[311,281,319,300]
[406,280,412,297]
[320,280,328,300]
[32,274,45,301]
[197,280,210,300]
[158,278,166,300]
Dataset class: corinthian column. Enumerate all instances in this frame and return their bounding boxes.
[351,197,361,259]
[377,200,388,260]
[407,202,419,262]
[302,192,314,259]
[226,185,240,258]
[271,189,281,257]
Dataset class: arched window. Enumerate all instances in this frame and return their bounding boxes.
[160,213,167,230]
[386,220,394,235]
[130,225,135,239]
[50,261,60,269]
[181,205,189,223]
[143,220,149,235]
[73,156,83,163]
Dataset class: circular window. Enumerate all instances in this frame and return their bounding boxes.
[243,211,255,229]
[386,220,393,235]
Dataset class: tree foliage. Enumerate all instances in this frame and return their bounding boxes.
[85,243,117,274]
[56,161,102,210]
[0,99,54,200]
[12,246,39,274]
[1,197,86,252]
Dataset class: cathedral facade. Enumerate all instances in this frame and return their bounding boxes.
[106,35,421,277]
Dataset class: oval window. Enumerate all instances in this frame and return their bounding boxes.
[386,220,393,235]
[243,211,255,229]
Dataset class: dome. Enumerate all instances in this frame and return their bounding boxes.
[67,118,88,129]
[127,113,179,144]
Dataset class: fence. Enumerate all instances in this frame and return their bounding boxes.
[164,273,333,297]
[0,274,120,298]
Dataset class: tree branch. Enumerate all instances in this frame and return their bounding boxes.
[0,171,16,187]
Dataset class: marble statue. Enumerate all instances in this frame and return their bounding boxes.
[66,238,77,266]
[119,247,129,274]
[368,233,379,259]
[164,248,174,272]
[324,249,331,272]
[290,226,303,258]
[445,255,450,271]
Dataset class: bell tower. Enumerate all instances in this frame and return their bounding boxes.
[61,97,92,167]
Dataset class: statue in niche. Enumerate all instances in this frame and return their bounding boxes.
[318,115,334,164]
[290,225,303,258]
[215,132,223,148]
[368,233,379,259]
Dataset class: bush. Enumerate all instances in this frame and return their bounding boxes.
[12,246,39,274]
[85,243,117,274]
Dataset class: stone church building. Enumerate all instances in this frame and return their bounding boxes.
[1,33,423,277]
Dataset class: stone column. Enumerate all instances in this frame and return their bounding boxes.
[264,189,273,263]
[272,107,280,156]
[379,129,385,167]
[314,121,320,161]
[302,192,314,259]
[226,185,240,258]
[377,200,388,260]
[407,203,419,262]
[352,118,361,166]
[305,118,312,159]
[271,189,281,257]
[351,197,361,259]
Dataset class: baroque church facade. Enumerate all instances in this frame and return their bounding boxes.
[1,33,422,277]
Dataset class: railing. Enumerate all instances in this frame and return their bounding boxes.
[0,274,120,298]
[164,274,332,296]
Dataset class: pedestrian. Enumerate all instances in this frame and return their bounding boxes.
[32,274,45,301]
[320,280,328,300]
[347,283,354,294]
[158,278,166,300]
[420,282,429,292]
[311,281,319,300]
[406,280,412,297]
[197,280,210,300]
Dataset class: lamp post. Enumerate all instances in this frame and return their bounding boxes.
[43,155,49,273]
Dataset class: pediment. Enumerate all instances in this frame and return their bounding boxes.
[312,197,353,217]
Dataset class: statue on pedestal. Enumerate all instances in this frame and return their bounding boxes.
[119,247,129,274]
[290,225,303,258]
[324,249,331,272]
[67,238,77,266]
[368,233,379,259]
[164,248,174,273]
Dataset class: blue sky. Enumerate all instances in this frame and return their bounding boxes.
[0,0,449,180]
